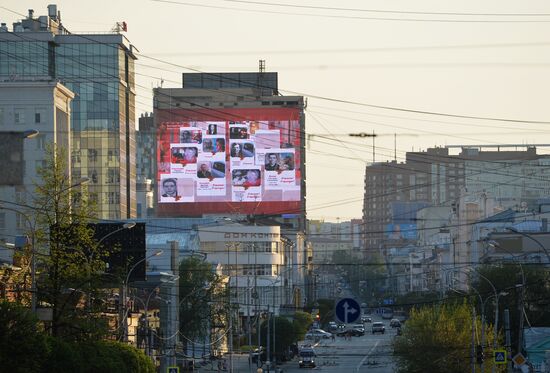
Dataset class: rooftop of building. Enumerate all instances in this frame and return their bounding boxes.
[0,5,136,56]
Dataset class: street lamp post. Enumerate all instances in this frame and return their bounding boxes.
[122,249,163,342]
[86,222,136,310]
[448,283,483,373]
[487,239,528,359]
[506,227,550,263]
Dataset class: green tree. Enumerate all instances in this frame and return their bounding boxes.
[393,302,501,373]
[259,315,295,361]
[32,145,112,339]
[179,256,229,350]
[473,264,550,354]
[43,339,155,373]
[0,300,49,373]
[292,311,313,341]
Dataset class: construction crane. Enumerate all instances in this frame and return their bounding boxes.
[307,132,418,163]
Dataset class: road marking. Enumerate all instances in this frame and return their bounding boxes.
[356,341,379,372]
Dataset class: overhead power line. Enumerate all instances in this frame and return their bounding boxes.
[151,0,550,23]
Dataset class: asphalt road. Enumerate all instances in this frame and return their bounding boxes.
[229,316,398,373]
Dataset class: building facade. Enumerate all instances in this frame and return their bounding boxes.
[0,80,73,264]
[0,6,137,220]
[363,146,550,252]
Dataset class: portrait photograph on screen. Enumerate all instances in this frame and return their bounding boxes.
[156,109,302,215]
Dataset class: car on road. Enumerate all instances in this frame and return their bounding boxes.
[390,319,401,328]
[352,324,365,336]
[298,346,316,368]
[372,322,385,334]
[305,329,332,339]
[361,316,372,323]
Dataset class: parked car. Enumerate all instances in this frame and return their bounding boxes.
[361,316,372,323]
[305,329,332,339]
[372,322,385,334]
[390,319,401,328]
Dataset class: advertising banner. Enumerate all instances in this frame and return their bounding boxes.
[156,108,302,216]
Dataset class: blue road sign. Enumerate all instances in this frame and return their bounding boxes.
[494,350,507,364]
[335,298,361,324]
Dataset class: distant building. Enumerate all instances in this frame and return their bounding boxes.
[0,6,138,219]
[136,113,155,218]
[0,80,74,264]
[363,146,550,252]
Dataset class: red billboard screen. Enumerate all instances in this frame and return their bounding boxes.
[156,108,302,216]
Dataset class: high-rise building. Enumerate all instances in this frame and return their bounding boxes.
[136,113,155,218]
[153,70,306,228]
[363,145,550,251]
[151,69,309,309]
[0,6,137,219]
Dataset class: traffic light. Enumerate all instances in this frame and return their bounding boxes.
[476,345,484,364]
[315,314,320,321]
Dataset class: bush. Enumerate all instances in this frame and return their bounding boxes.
[0,300,49,373]
[42,338,155,373]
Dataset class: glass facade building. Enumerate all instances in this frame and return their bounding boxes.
[0,13,137,219]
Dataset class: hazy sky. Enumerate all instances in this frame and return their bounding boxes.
[3,1,550,221]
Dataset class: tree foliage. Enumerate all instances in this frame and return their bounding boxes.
[0,300,49,372]
[393,302,501,373]
[292,311,313,341]
[179,256,229,345]
[259,316,295,360]
[473,263,550,354]
[31,145,112,339]
[0,299,154,373]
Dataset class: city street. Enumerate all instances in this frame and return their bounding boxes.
[228,317,397,373]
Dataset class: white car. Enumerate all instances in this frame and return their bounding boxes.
[305,329,332,339]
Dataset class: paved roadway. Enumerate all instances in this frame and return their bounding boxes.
[226,316,397,373]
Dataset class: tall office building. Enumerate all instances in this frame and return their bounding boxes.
[0,6,137,219]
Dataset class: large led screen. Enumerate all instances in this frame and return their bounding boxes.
[156,108,302,216]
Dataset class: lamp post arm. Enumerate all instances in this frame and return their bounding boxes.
[507,228,550,263]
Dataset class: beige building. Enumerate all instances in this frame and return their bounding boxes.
[198,223,295,323]
[0,80,74,264]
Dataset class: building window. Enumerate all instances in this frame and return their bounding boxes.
[16,212,25,229]
[0,212,5,229]
[91,170,98,184]
[35,113,41,123]
[71,150,81,164]
[108,192,120,205]
[14,109,25,124]
[0,108,4,126]
[36,135,46,150]
[88,149,98,162]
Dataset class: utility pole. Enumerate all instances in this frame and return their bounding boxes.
[228,306,233,373]
[266,306,271,373]
[504,309,512,373]
[471,306,476,373]
[517,284,525,355]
